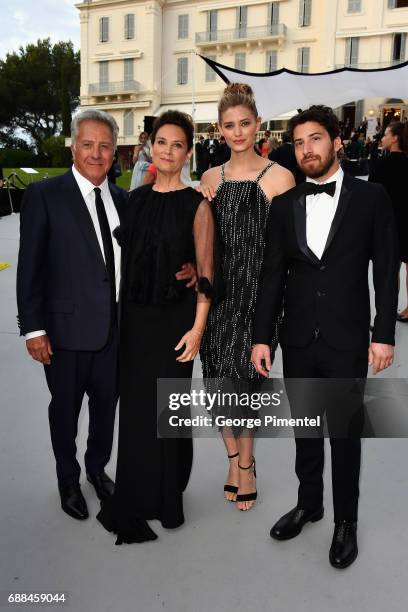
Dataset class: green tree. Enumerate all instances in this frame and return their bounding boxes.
[0,39,80,151]
[42,135,72,167]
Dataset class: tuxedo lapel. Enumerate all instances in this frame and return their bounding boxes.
[63,170,106,267]
[321,175,353,257]
[293,192,320,266]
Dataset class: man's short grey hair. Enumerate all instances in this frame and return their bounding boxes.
[71,109,119,147]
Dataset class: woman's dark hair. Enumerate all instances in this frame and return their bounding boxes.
[289,105,340,141]
[151,110,194,150]
[387,121,408,153]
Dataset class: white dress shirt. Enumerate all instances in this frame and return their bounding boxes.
[305,166,344,260]
[25,166,121,340]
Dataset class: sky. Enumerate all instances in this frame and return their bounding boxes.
[0,0,80,59]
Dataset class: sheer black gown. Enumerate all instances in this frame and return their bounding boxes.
[97,185,213,544]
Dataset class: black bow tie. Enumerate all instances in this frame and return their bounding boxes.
[302,181,336,197]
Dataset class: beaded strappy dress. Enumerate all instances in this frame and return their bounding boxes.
[200,161,279,429]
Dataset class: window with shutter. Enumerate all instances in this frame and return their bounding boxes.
[177,58,188,85]
[348,0,361,12]
[207,10,218,41]
[236,6,248,38]
[345,37,359,66]
[178,14,189,39]
[393,33,407,61]
[269,2,280,25]
[99,17,109,43]
[266,50,278,72]
[297,47,310,72]
[389,0,408,7]
[299,0,312,27]
[124,14,135,39]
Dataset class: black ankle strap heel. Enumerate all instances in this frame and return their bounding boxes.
[236,457,257,505]
[224,452,239,497]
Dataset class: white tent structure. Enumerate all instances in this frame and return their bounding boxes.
[199,55,408,121]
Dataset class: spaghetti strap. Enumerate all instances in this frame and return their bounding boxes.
[220,164,226,183]
[255,161,275,183]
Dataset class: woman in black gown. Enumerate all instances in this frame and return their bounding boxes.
[369,121,408,321]
[97,111,214,543]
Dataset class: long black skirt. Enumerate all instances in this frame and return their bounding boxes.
[97,291,196,544]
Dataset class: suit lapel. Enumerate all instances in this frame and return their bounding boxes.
[321,174,353,257]
[63,170,106,267]
[293,191,321,266]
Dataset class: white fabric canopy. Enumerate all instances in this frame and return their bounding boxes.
[200,55,408,121]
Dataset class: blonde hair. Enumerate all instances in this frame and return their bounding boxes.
[218,83,258,123]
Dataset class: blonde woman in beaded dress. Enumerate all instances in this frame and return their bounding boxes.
[198,84,295,511]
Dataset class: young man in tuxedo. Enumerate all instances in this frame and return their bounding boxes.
[17,110,195,521]
[251,105,399,569]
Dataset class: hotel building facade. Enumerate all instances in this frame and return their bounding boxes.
[75,0,408,149]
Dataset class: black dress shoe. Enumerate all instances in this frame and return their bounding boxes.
[329,521,358,569]
[59,484,89,520]
[86,471,115,500]
[270,506,324,540]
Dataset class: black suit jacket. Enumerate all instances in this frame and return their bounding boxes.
[253,174,399,351]
[17,169,128,351]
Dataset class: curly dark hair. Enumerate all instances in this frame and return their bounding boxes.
[151,110,194,150]
[289,105,340,141]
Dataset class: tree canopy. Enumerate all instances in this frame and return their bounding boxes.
[0,39,80,151]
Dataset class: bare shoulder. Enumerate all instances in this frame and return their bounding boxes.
[201,166,222,190]
[260,162,296,200]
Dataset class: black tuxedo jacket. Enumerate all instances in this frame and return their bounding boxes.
[17,169,128,351]
[253,174,399,351]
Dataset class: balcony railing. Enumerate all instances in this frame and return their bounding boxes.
[89,80,140,95]
[195,24,287,45]
[334,59,405,70]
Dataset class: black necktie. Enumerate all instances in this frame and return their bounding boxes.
[94,187,116,320]
[302,181,336,197]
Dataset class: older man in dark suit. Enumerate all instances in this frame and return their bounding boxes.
[17,110,195,521]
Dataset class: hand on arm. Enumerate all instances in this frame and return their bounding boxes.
[195,169,218,202]
[175,263,197,288]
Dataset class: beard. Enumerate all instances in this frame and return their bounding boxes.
[299,148,336,179]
